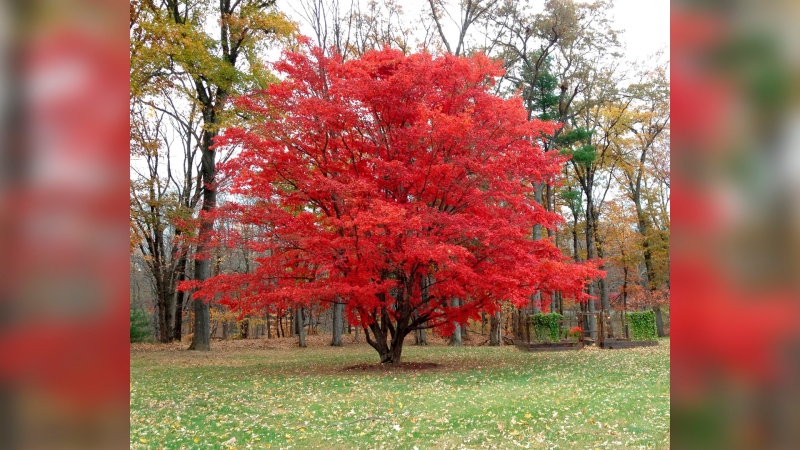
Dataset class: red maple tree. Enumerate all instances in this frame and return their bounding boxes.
[182,44,602,363]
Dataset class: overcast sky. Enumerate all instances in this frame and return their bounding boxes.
[611,0,669,62]
[279,0,670,63]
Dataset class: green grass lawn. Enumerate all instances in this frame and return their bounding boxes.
[131,338,669,449]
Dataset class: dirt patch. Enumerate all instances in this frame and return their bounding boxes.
[343,362,441,372]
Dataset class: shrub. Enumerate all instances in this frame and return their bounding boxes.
[626,311,658,341]
[530,313,562,342]
[130,306,153,343]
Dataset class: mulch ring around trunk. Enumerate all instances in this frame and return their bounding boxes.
[343,362,441,372]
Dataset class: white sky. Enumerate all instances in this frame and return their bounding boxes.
[279,0,670,63]
[610,0,669,62]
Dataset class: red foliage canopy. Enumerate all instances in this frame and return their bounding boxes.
[181,45,602,362]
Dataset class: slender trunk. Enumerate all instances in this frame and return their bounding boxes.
[584,196,598,340]
[172,255,187,341]
[416,276,428,345]
[599,277,611,338]
[241,317,249,339]
[414,311,427,345]
[155,278,171,343]
[592,207,611,338]
[415,327,427,345]
[572,213,580,261]
[532,292,542,314]
[531,184,544,318]
[165,287,175,343]
[297,307,307,347]
[489,311,501,346]
[331,300,344,346]
[653,305,665,337]
[511,308,519,339]
[449,298,462,346]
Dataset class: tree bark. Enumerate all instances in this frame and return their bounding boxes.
[449,298,462,346]
[415,276,429,345]
[172,254,187,341]
[297,307,307,347]
[489,311,501,346]
[331,300,344,346]
[414,310,427,345]
[188,124,217,351]
[583,195,598,340]
[364,320,408,364]
[415,327,427,345]
[240,317,249,339]
[653,305,665,337]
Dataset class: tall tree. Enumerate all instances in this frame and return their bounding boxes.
[615,61,670,292]
[130,97,200,342]
[481,0,622,338]
[130,0,295,350]
[613,61,670,334]
[183,46,601,363]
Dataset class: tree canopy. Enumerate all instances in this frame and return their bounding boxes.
[181,45,602,363]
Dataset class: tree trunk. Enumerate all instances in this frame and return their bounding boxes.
[384,340,404,364]
[414,311,427,345]
[512,308,520,339]
[173,281,186,341]
[449,298,462,346]
[188,124,217,351]
[489,311,501,346]
[331,301,344,346]
[365,322,407,364]
[599,277,611,338]
[240,317,249,339]
[583,196,598,341]
[653,305,665,337]
[297,307,307,347]
[587,299,597,341]
[415,327,427,345]
[415,276,429,345]
[266,313,271,339]
[156,289,169,343]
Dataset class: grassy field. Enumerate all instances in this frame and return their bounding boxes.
[130,336,669,449]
